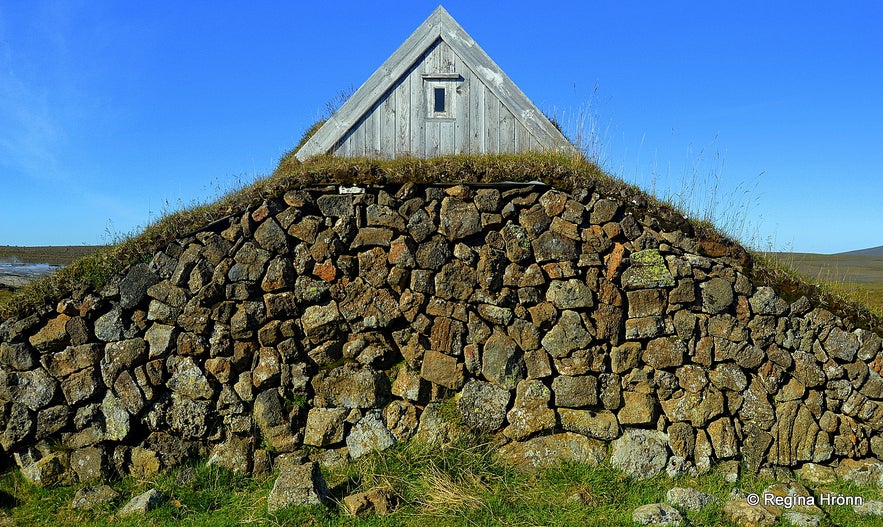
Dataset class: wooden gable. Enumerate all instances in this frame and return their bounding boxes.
[295,6,575,160]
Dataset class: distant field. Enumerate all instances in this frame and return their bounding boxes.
[0,246,105,305]
[767,252,883,313]
[0,245,104,266]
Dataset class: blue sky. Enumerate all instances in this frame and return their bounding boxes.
[0,1,880,253]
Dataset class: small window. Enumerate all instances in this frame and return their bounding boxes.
[424,78,457,119]
[433,87,446,113]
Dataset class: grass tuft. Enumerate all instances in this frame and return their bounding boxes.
[415,461,488,516]
[5,434,883,525]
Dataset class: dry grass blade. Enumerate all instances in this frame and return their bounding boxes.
[414,460,487,516]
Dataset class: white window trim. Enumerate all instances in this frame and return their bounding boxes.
[425,80,453,119]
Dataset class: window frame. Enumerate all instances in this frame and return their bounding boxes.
[422,73,460,120]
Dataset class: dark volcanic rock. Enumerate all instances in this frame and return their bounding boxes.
[120,264,161,310]
[458,380,510,432]
[3,181,883,489]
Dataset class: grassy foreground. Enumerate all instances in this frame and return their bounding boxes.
[2,436,883,527]
[0,246,106,306]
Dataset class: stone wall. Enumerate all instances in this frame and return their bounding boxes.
[1,181,882,485]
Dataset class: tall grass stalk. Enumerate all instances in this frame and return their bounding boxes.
[547,84,612,167]
[636,136,765,246]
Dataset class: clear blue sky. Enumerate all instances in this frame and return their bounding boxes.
[1,1,880,253]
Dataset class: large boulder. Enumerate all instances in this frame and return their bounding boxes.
[301,302,342,344]
[439,197,481,241]
[532,231,577,262]
[118,488,164,516]
[504,380,556,440]
[558,409,620,440]
[723,497,778,527]
[458,380,510,432]
[28,315,71,352]
[632,503,683,526]
[343,488,397,517]
[610,429,670,479]
[622,250,675,290]
[267,460,329,513]
[700,277,734,314]
[21,453,67,487]
[71,485,120,511]
[546,279,593,310]
[666,487,718,511]
[499,432,606,468]
[551,375,598,408]
[207,436,253,474]
[346,410,397,460]
[541,310,591,358]
[252,389,297,452]
[482,330,524,390]
[312,365,390,409]
[166,356,214,400]
[0,369,56,411]
[303,408,348,447]
[421,350,465,390]
[120,263,161,309]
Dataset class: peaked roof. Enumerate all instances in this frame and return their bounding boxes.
[295,5,575,160]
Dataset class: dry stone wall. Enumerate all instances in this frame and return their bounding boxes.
[1,180,882,486]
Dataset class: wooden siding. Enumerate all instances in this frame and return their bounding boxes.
[295,7,575,161]
[331,39,551,158]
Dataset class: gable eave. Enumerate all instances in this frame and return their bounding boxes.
[295,8,447,161]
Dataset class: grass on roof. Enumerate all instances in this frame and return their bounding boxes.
[0,139,880,336]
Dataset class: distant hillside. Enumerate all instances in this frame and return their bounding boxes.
[767,249,883,313]
[0,245,104,266]
[839,245,883,257]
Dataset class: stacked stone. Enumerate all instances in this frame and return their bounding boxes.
[0,180,881,487]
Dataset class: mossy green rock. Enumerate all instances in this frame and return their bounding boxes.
[622,249,675,290]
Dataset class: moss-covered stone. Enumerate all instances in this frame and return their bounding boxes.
[622,249,675,290]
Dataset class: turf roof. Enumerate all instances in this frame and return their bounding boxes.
[0,150,880,336]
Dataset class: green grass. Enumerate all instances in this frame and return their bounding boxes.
[0,460,271,526]
[3,438,883,526]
